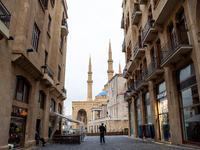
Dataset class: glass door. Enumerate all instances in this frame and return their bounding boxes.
[158,98,171,142]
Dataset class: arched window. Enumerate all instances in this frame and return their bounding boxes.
[38,91,45,109]
[58,103,61,114]
[13,76,30,103]
[50,99,55,112]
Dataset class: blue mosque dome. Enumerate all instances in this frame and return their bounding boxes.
[97,91,108,96]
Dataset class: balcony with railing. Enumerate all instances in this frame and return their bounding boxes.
[123,65,130,79]
[132,4,142,25]
[128,82,139,96]
[124,82,134,101]
[125,55,136,78]
[145,58,164,82]
[139,0,147,5]
[121,14,124,28]
[122,38,126,52]
[160,29,193,67]
[42,64,54,86]
[61,87,67,100]
[135,73,148,90]
[124,92,129,101]
[154,0,179,32]
[0,1,11,39]
[61,18,68,36]
[142,18,157,44]
[123,66,128,78]
[133,40,145,60]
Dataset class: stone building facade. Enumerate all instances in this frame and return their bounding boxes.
[0,0,68,149]
[121,0,200,146]
[88,73,129,133]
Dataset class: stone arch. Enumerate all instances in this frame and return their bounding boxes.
[77,109,87,129]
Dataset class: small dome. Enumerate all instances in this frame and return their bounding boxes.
[97,91,108,96]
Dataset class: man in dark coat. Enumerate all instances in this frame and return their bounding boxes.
[99,123,106,143]
[35,132,46,146]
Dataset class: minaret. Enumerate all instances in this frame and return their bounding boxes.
[107,40,114,81]
[119,62,121,73]
[87,56,93,101]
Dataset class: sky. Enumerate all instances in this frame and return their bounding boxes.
[64,0,125,116]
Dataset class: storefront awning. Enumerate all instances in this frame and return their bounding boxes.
[185,114,200,123]
[50,111,83,124]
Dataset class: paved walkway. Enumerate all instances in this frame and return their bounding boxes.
[24,136,197,150]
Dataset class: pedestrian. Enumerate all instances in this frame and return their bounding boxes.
[35,132,46,146]
[99,123,106,144]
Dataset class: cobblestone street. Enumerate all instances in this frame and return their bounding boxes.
[24,136,197,150]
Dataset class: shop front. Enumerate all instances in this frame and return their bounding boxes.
[157,82,171,142]
[8,106,27,149]
[177,62,200,145]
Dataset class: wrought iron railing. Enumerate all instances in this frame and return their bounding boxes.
[133,40,142,56]
[61,19,68,31]
[62,87,67,95]
[123,66,127,76]
[44,64,54,80]
[124,82,135,100]
[136,73,145,89]
[145,58,161,79]
[0,1,11,29]
[160,29,190,64]
[132,4,140,23]
[142,18,154,41]
[127,82,135,92]
[122,38,125,50]
[124,92,128,100]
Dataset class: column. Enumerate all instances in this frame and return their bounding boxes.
[128,102,131,136]
[132,97,137,138]
[149,81,160,141]
[164,67,182,144]
[139,91,145,125]
[91,111,93,121]
[43,90,51,139]
[93,110,95,120]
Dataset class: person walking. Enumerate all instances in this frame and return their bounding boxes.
[99,123,106,144]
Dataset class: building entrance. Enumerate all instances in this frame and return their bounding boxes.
[157,82,171,142]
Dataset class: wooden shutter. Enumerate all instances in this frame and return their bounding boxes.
[127,47,130,62]
[138,36,142,48]
[155,43,161,66]
[153,0,158,8]
[129,79,134,83]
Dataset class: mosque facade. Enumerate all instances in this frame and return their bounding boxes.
[72,42,128,132]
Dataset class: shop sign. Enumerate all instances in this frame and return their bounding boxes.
[157,91,167,100]
[12,106,27,117]
[160,99,169,113]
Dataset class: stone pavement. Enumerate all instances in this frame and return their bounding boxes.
[24,136,197,150]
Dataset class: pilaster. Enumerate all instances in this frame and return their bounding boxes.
[149,81,160,141]
[164,67,182,144]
